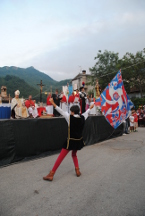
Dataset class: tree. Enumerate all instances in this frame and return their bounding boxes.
[89,50,121,91]
[121,49,145,98]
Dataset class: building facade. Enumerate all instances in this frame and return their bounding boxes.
[71,70,93,94]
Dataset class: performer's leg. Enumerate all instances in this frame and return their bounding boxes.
[72,150,81,177]
[43,148,69,181]
[72,150,79,168]
[52,148,69,172]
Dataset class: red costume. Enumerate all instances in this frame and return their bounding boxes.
[46,96,52,105]
[61,95,67,103]
[68,95,74,103]
[25,100,35,108]
[133,112,138,122]
[74,93,80,102]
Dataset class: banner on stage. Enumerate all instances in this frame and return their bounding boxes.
[95,70,134,129]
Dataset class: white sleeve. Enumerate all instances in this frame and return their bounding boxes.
[55,106,69,124]
[11,98,17,110]
[82,109,90,120]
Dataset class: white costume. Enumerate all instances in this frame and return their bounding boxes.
[11,90,29,119]
[60,102,67,112]
[46,105,53,115]
[28,106,38,118]
[129,116,134,127]
[89,102,96,115]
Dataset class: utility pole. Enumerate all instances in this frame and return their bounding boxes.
[37,80,45,102]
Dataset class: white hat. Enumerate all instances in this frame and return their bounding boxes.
[15,90,20,96]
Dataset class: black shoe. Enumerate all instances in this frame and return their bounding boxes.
[125,132,129,134]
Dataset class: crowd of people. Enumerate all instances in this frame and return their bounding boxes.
[123,107,145,135]
[11,87,96,119]
[46,87,96,117]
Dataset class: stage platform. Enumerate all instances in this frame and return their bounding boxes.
[0,116,123,167]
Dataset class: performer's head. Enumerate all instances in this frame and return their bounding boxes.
[48,92,51,97]
[15,90,20,98]
[28,95,32,100]
[80,87,84,92]
[55,89,58,95]
[70,105,80,115]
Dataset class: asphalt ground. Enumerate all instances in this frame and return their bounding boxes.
[0,127,145,216]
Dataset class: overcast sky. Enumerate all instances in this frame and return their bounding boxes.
[0,0,145,81]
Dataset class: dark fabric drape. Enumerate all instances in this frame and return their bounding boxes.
[83,116,123,145]
[0,116,123,167]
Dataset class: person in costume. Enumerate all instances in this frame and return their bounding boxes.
[60,92,67,112]
[46,92,53,115]
[89,94,97,115]
[74,89,80,108]
[132,109,138,131]
[79,86,87,114]
[68,92,75,111]
[85,95,90,110]
[52,89,62,117]
[43,98,94,181]
[11,90,29,119]
[129,111,134,132]
[25,95,38,118]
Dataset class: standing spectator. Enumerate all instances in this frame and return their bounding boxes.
[132,109,138,132]
[139,109,144,127]
[79,87,87,114]
[123,117,130,135]
[52,89,62,117]
[46,92,53,115]
[85,95,90,111]
[68,92,75,112]
[129,111,134,132]
[74,89,80,108]
[60,93,67,112]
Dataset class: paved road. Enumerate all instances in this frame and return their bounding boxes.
[0,128,145,216]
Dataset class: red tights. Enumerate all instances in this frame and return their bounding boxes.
[52,148,79,172]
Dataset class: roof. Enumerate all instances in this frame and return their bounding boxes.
[71,73,92,81]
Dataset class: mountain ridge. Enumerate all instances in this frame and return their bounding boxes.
[0,66,71,92]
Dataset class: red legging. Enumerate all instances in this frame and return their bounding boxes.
[52,148,79,172]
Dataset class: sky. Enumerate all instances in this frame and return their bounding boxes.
[0,0,145,81]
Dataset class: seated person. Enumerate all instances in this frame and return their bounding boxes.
[25,95,38,118]
[46,92,53,115]
[11,90,29,119]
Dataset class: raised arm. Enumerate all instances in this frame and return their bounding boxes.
[82,103,95,120]
[49,98,69,124]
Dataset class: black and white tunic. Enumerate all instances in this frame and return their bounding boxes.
[55,106,90,150]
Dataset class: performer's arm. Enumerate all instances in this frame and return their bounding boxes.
[49,98,69,123]
[82,103,94,120]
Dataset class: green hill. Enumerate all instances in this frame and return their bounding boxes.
[0,66,71,92]
[0,66,55,90]
[0,75,39,100]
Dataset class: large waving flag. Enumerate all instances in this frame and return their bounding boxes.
[95,70,134,129]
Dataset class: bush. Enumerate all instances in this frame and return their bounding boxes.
[131,97,145,109]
